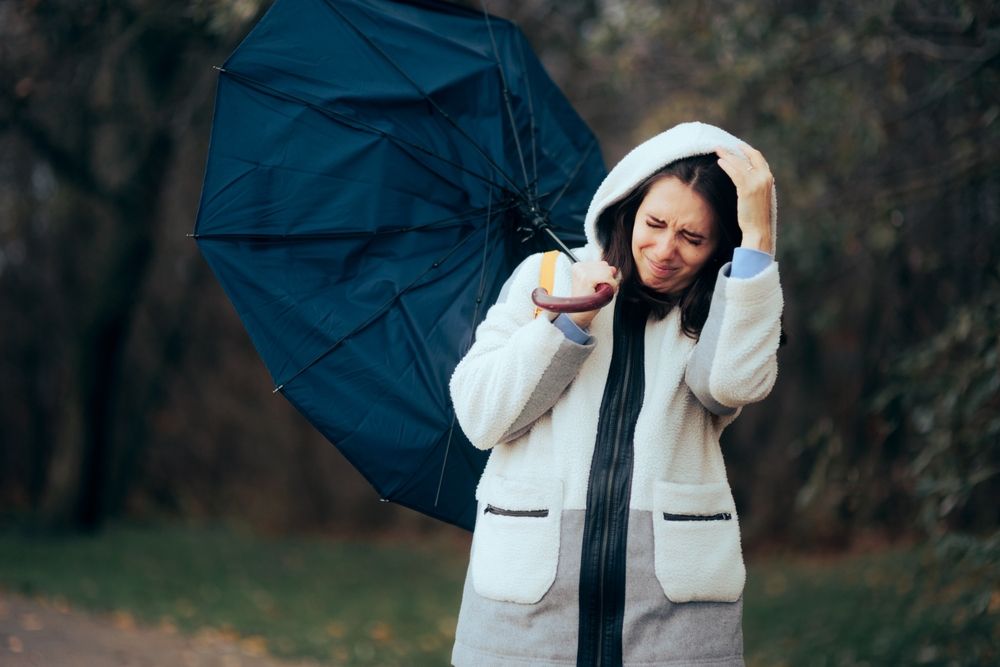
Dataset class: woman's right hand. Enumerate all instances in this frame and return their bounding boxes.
[568,260,619,329]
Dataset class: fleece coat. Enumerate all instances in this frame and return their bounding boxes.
[449,122,784,666]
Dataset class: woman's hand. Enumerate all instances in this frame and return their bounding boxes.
[568,260,619,329]
[715,144,774,254]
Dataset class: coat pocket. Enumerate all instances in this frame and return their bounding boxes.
[652,481,746,603]
[470,475,563,604]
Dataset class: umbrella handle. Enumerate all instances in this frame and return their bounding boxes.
[531,283,615,314]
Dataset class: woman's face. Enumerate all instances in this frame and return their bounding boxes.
[631,176,719,295]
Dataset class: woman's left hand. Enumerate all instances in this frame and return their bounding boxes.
[714,144,774,254]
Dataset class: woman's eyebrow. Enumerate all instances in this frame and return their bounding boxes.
[679,226,707,239]
[648,215,709,238]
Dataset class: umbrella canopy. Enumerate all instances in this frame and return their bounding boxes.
[194,0,606,530]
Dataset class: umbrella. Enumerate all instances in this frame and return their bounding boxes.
[193,0,606,530]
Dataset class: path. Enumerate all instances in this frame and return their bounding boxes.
[0,592,325,667]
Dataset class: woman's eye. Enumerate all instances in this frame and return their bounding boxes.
[685,235,703,246]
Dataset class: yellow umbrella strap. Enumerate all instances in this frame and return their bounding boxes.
[533,250,560,318]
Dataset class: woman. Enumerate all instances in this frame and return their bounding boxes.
[449,122,783,666]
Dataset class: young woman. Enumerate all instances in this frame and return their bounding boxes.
[449,121,782,667]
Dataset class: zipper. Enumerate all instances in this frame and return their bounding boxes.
[663,512,732,521]
[577,297,647,667]
[595,315,633,664]
[483,504,549,518]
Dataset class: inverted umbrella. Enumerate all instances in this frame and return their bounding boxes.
[193,0,606,530]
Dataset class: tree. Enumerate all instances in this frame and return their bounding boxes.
[0,0,263,529]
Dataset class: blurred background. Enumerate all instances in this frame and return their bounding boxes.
[1,0,997,665]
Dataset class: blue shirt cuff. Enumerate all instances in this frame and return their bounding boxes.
[730,247,773,279]
[553,313,593,345]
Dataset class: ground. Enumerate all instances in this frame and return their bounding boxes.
[0,592,323,667]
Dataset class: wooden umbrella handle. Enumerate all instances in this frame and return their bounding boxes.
[531,283,614,314]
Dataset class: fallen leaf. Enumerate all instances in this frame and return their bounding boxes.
[240,635,268,656]
[111,611,136,630]
[369,621,393,642]
[437,616,457,638]
[21,612,43,631]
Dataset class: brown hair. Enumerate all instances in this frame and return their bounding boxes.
[596,154,741,338]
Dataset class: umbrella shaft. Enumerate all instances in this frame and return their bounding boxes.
[542,227,580,263]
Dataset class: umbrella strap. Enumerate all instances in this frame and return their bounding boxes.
[533,250,561,318]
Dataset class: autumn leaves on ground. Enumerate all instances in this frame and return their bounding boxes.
[1,523,997,666]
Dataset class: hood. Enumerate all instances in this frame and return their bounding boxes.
[583,121,777,253]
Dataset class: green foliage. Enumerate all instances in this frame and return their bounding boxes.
[745,545,999,666]
[874,278,1000,535]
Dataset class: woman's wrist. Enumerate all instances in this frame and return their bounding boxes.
[740,230,773,255]
[569,311,595,329]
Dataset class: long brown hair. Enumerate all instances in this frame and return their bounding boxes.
[596,154,741,338]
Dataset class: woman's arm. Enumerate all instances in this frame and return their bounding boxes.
[450,252,596,450]
[684,258,783,415]
[685,142,783,415]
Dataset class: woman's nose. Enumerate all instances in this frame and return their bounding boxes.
[653,232,678,260]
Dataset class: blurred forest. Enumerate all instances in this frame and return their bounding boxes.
[1,0,997,560]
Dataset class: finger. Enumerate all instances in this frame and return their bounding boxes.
[715,155,747,183]
[738,143,771,172]
[717,148,754,174]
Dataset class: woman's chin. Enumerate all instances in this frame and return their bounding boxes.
[639,273,682,295]
[641,276,690,296]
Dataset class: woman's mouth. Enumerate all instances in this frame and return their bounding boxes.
[645,257,677,278]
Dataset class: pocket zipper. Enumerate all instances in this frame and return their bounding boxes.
[663,512,732,521]
[484,504,549,518]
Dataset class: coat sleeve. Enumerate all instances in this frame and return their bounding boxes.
[685,260,784,416]
[450,252,595,450]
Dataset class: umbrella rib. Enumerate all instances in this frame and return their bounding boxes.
[320,0,527,197]
[481,2,531,196]
[544,137,599,211]
[221,69,513,195]
[514,34,540,190]
[433,189,495,507]
[193,201,517,241]
[274,226,483,392]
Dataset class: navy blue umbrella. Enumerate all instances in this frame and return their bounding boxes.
[193,0,606,530]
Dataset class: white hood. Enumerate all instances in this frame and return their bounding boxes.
[583,121,778,253]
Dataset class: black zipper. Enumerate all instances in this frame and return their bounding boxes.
[595,320,632,664]
[483,504,549,518]
[577,297,647,667]
[663,512,732,521]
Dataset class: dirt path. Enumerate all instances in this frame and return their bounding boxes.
[0,592,325,667]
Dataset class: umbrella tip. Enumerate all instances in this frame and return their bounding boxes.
[186,233,196,238]
[213,65,227,73]
[273,384,284,394]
